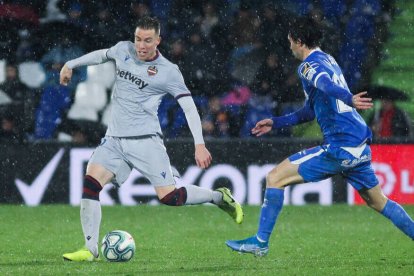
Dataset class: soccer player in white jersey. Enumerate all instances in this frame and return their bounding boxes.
[60,16,243,261]
[226,16,414,256]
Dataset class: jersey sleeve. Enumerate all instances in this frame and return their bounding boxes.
[272,99,315,128]
[166,65,191,99]
[299,61,353,107]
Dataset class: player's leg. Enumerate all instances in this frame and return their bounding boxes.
[63,163,113,261]
[155,184,242,223]
[80,164,113,256]
[344,144,414,240]
[154,184,243,223]
[63,164,114,261]
[125,135,243,223]
[64,137,130,261]
[225,158,302,256]
[359,185,414,240]
[226,145,334,256]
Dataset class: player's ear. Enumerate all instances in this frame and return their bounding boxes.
[156,35,161,46]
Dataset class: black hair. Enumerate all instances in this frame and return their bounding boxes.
[136,16,160,35]
[288,16,324,49]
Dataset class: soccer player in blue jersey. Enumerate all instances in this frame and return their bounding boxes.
[226,17,414,256]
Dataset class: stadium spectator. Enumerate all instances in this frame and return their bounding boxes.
[183,27,218,96]
[202,97,230,138]
[226,16,414,256]
[59,16,243,262]
[0,110,23,144]
[221,82,252,136]
[0,63,35,135]
[258,3,290,56]
[87,3,124,50]
[167,38,186,69]
[227,3,261,72]
[253,53,288,100]
[0,0,394,141]
[198,1,220,39]
[167,0,203,39]
[369,99,412,138]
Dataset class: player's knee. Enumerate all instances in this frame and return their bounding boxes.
[266,170,283,188]
[160,187,187,206]
[359,187,388,212]
[82,175,103,201]
[365,198,387,212]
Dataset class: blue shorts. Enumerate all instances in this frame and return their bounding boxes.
[288,144,378,191]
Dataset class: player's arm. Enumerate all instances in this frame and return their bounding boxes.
[252,100,315,136]
[177,96,212,169]
[60,49,110,86]
[315,74,373,110]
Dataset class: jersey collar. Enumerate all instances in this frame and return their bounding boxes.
[145,50,160,62]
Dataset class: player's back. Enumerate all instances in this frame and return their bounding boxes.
[299,50,372,147]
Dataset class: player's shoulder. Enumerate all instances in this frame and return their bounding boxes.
[108,41,133,54]
[299,50,332,80]
[107,41,134,59]
[157,53,179,68]
[111,41,133,50]
[157,52,180,74]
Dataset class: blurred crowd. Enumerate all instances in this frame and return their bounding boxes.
[0,0,399,145]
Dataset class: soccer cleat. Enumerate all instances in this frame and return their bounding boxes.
[63,247,99,262]
[226,235,269,257]
[216,187,244,224]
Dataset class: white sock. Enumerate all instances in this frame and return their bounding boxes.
[80,199,101,257]
[183,185,222,205]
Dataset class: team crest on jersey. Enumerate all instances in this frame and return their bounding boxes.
[147,66,158,76]
[300,62,317,81]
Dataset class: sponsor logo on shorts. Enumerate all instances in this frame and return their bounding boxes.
[160,171,166,179]
[341,154,371,168]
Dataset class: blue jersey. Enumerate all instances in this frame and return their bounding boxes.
[274,50,372,147]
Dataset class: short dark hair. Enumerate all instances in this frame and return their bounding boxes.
[136,16,160,35]
[288,16,323,49]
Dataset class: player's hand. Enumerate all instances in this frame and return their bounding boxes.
[195,144,212,169]
[251,118,273,136]
[352,91,373,110]
[60,64,73,86]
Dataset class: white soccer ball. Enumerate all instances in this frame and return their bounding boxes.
[101,230,136,262]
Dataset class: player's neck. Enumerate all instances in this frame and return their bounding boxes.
[301,47,320,60]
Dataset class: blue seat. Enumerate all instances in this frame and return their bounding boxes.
[34,85,71,139]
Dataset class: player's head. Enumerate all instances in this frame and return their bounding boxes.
[287,16,323,60]
[134,16,161,61]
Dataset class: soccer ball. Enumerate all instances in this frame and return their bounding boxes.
[101,230,135,262]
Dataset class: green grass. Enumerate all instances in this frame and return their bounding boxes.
[0,205,413,275]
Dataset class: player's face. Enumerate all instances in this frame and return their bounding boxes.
[288,35,302,60]
[134,28,161,61]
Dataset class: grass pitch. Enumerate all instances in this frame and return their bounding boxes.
[0,204,413,275]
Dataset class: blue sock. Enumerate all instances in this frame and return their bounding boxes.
[257,188,285,242]
[381,199,414,240]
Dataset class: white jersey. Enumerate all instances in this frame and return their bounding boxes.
[105,41,190,137]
